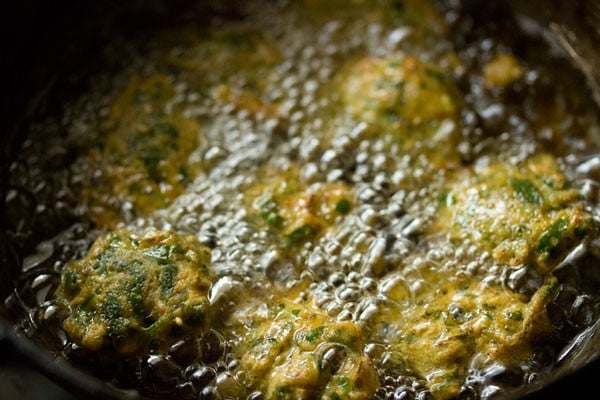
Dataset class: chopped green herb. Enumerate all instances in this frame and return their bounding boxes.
[154,122,179,138]
[159,264,178,298]
[287,224,317,244]
[335,198,352,214]
[510,178,541,204]
[63,269,80,296]
[100,293,122,327]
[337,375,351,393]
[393,0,405,12]
[482,303,495,320]
[144,245,174,263]
[80,294,94,310]
[140,145,167,182]
[304,326,325,342]
[182,301,208,325]
[424,66,446,82]
[538,218,568,254]
[264,211,285,227]
[275,386,291,400]
[506,310,523,321]
[259,198,285,228]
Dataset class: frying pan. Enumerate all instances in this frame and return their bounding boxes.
[1,1,599,399]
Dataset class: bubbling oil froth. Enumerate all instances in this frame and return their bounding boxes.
[4,2,600,400]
